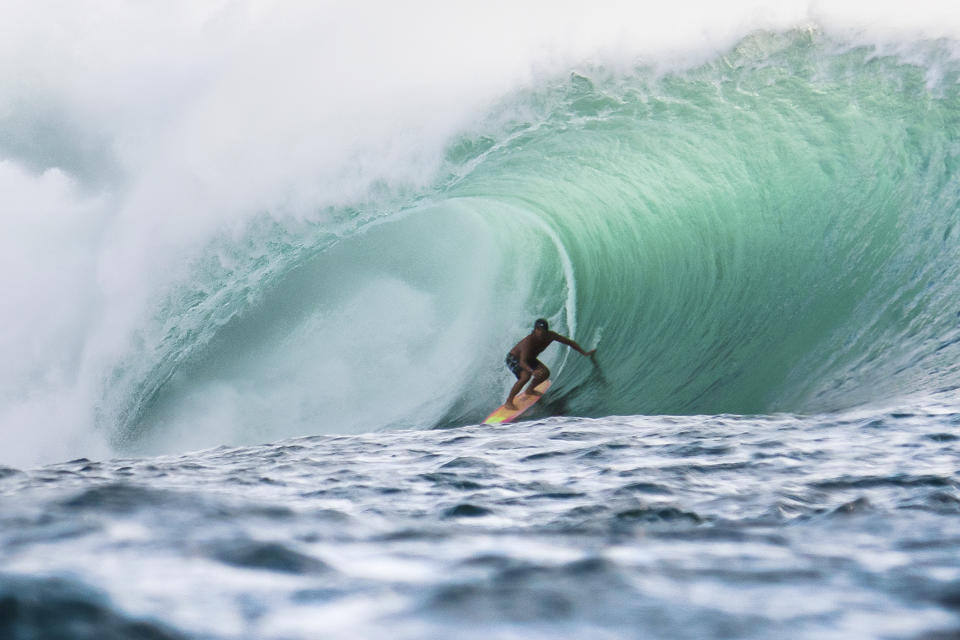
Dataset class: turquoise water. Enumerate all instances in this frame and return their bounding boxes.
[96,31,960,453]
[447,31,960,417]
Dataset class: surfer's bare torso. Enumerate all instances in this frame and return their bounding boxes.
[509,332,555,371]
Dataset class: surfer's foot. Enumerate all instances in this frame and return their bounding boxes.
[527,390,543,397]
[504,400,517,410]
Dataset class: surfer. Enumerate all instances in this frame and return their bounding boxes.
[504,318,596,410]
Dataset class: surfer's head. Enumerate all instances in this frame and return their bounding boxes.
[534,318,549,333]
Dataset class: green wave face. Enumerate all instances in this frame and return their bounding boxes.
[443,31,960,417]
[114,31,960,450]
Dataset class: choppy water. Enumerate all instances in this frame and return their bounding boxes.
[3,397,960,639]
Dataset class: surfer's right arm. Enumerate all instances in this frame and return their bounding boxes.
[550,332,596,357]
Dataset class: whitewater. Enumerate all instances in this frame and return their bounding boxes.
[2,1,960,638]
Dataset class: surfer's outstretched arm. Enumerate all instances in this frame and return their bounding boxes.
[550,332,596,357]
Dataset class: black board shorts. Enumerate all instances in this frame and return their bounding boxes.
[505,353,524,378]
[506,353,539,378]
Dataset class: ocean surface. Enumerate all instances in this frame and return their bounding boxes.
[3,2,960,638]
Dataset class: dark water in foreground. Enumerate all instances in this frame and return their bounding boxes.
[2,398,959,639]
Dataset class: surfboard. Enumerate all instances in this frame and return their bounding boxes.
[483,380,551,425]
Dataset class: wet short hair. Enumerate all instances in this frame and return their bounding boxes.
[534,318,549,331]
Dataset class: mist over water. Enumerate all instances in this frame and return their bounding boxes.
[2,1,960,466]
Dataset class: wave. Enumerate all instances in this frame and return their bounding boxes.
[102,31,960,454]
[4,6,960,463]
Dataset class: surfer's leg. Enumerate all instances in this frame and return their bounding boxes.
[527,362,549,395]
[506,370,531,409]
